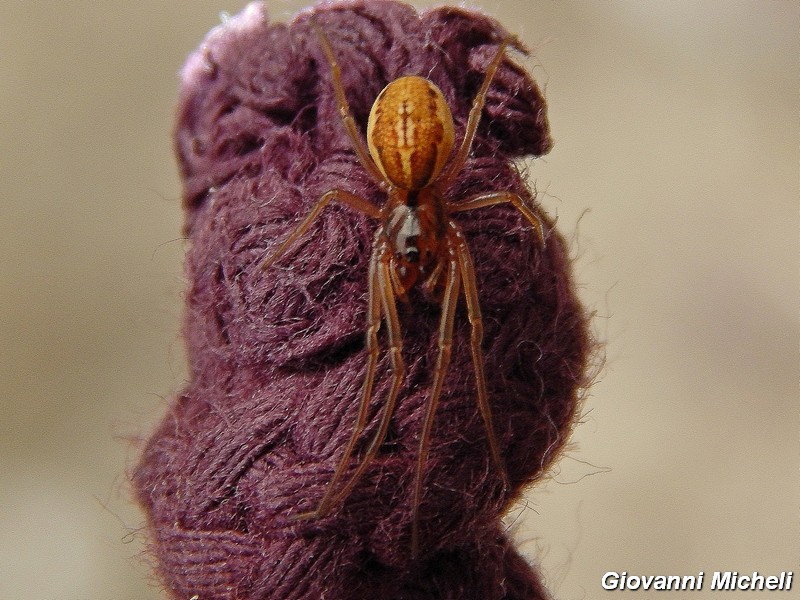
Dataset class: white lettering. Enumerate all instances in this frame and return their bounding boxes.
[655,576,675,590]
[601,572,619,590]
[751,572,766,590]
[604,571,708,591]
[712,571,733,590]
[685,572,703,590]
[601,570,792,592]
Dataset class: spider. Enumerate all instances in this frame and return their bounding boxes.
[260,22,544,554]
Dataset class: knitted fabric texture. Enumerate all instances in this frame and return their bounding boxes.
[134,2,591,599]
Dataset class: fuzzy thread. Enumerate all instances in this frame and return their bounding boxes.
[134,2,590,599]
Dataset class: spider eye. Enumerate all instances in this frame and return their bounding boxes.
[405,247,420,263]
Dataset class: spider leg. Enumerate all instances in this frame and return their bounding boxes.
[293,233,385,520]
[449,219,510,491]
[259,189,380,272]
[318,248,407,510]
[311,20,387,185]
[410,245,461,557]
[450,190,545,245]
[438,35,515,189]
[420,259,446,299]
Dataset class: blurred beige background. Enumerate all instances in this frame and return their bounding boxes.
[1,1,796,598]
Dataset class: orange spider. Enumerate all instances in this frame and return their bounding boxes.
[260,22,544,554]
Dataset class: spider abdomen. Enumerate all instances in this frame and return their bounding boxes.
[367,76,455,190]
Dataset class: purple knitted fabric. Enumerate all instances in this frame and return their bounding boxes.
[134,2,590,599]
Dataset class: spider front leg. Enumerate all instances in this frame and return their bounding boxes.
[319,245,407,512]
[294,237,407,520]
[262,189,381,521]
[411,245,461,557]
[293,234,385,520]
[448,220,510,493]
